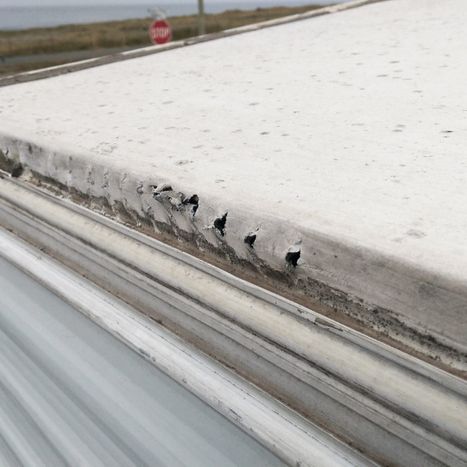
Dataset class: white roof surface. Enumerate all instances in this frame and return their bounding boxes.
[1,0,466,346]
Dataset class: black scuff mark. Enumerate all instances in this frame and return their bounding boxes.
[10,162,24,178]
[214,212,228,236]
[152,185,200,217]
[244,232,257,247]
[244,227,260,248]
[152,186,185,211]
[151,184,173,198]
[182,194,199,217]
[286,241,302,268]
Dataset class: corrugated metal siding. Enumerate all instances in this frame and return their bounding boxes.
[0,256,283,467]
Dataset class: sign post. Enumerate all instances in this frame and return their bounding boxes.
[197,0,206,36]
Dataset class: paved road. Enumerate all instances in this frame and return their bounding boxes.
[0,256,284,466]
[0,47,135,76]
[2,46,133,67]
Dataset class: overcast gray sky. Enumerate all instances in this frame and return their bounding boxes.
[0,0,340,7]
[1,0,252,6]
[0,0,245,6]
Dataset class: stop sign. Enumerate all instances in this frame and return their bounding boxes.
[149,19,172,45]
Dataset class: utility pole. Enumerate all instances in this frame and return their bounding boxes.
[197,0,206,36]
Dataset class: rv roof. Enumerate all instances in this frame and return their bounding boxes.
[1,0,466,349]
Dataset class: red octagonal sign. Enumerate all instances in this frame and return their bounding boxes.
[149,19,172,45]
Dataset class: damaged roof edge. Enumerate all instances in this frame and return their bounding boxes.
[0,181,466,466]
[0,0,389,88]
[1,129,466,371]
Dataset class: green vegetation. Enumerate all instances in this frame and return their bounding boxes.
[0,5,323,75]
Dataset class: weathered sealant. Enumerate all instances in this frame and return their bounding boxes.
[1,0,467,368]
[0,134,465,373]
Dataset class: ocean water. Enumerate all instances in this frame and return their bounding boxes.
[0,1,341,30]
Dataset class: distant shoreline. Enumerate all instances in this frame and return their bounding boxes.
[0,1,338,31]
